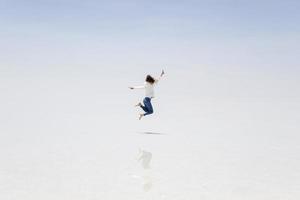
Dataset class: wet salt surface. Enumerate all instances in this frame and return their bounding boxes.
[1,115,300,200]
[1,68,299,199]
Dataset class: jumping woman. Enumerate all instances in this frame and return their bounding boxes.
[129,70,165,120]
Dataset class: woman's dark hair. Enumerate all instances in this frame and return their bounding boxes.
[145,75,155,84]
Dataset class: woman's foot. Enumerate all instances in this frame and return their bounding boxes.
[135,102,142,107]
[139,113,144,120]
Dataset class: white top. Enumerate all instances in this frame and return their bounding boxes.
[133,81,158,98]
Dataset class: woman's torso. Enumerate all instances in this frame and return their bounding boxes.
[144,82,155,98]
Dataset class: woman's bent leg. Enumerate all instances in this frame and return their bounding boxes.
[140,98,149,112]
[143,97,153,116]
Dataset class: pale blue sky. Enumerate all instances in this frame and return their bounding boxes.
[1,0,300,33]
[1,0,299,68]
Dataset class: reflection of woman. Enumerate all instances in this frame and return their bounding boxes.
[137,149,153,192]
[137,149,152,169]
[129,70,165,120]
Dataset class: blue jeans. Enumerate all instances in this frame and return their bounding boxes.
[140,97,153,116]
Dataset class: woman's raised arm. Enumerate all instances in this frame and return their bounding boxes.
[155,70,165,83]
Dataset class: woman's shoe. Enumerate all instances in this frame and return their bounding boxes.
[139,114,144,120]
[135,102,142,107]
